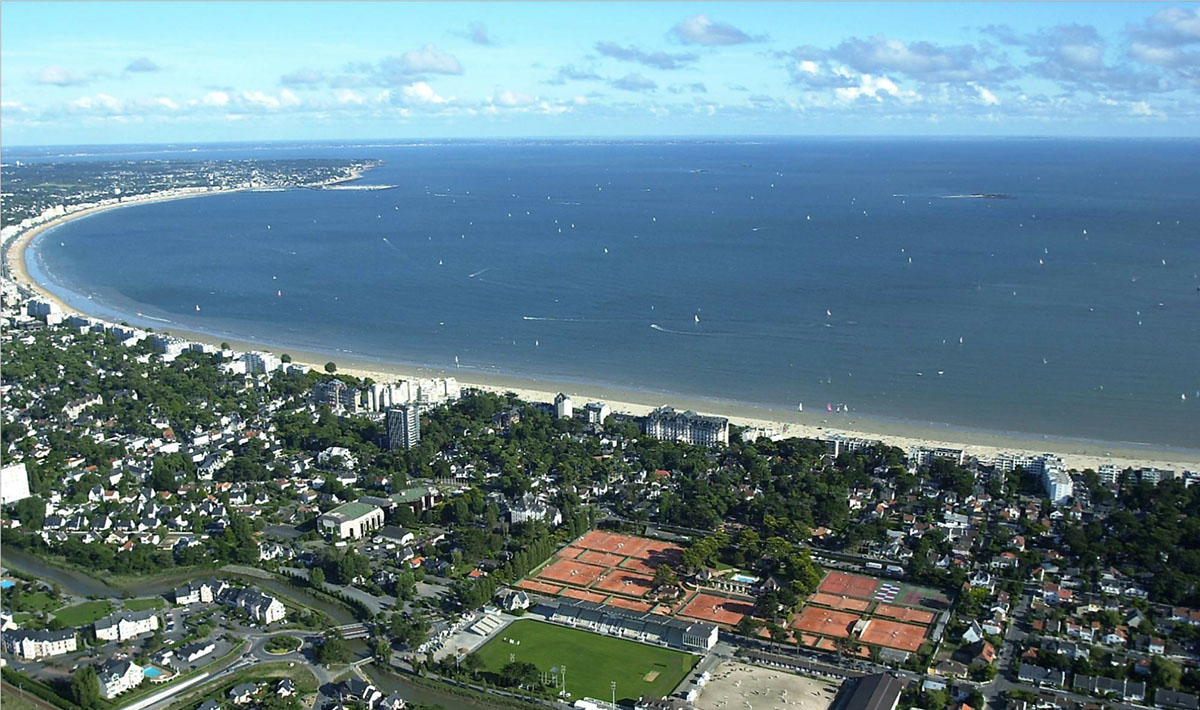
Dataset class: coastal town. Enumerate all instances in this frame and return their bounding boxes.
[4,251,1200,710]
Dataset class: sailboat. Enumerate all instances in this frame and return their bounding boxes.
[195,305,200,312]
[694,314,700,324]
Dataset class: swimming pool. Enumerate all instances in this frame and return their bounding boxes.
[0,580,15,590]
[143,667,163,678]
[730,573,759,584]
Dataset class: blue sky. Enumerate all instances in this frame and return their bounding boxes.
[2,2,1199,144]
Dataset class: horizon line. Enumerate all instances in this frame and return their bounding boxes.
[6,134,1200,151]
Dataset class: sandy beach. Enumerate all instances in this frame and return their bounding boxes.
[6,189,1199,475]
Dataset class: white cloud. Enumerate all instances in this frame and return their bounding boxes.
[834,74,917,102]
[241,90,280,109]
[154,97,180,110]
[34,65,92,87]
[399,44,462,75]
[333,89,365,105]
[671,14,756,46]
[493,89,535,107]
[1131,100,1153,116]
[402,81,450,104]
[69,94,122,112]
[974,84,1001,105]
[202,91,230,107]
[797,60,820,75]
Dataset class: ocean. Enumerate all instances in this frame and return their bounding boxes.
[21,139,1200,449]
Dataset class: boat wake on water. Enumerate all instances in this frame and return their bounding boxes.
[523,315,591,322]
[649,323,721,337]
[139,314,172,323]
[468,268,491,278]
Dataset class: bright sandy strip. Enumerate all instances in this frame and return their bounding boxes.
[6,188,1200,474]
[695,661,839,710]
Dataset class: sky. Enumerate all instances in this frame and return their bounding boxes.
[2,1,1199,145]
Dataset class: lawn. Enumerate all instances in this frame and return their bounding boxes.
[123,597,166,612]
[53,600,114,626]
[4,590,58,614]
[473,620,698,703]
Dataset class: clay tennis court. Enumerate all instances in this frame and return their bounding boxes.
[858,618,927,652]
[875,603,935,625]
[677,593,754,626]
[578,550,627,568]
[575,530,683,562]
[605,597,654,613]
[818,571,881,600]
[516,579,564,595]
[789,607,860,638]
[538,558,608,587]
[810,592,872,612]
[561,588,608,604]
[594,570,657,598]
[559,546,587,559]
[618,556,662,575]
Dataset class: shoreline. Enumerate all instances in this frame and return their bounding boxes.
[6,185,1199,474]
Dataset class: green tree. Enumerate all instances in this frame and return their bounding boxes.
[463,653,485,677]
[310,567,325,586]
[653,564,679,588]
[499,661,541,689]
[325,362,337,374]
[13,496,46,530]
[316,634,349,665]
[373,638,392,663]
[70,665,100,709]
[1153,656,1182,690]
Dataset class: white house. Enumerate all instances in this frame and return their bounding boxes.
[173,579,227,605]
[98,659,144,699]
[2,629,77,660]
[95,610,159,642]
[220,587,286,625]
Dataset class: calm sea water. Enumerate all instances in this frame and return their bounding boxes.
[25,140,1200,448]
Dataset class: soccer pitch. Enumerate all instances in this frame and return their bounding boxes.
[473,619,699,703]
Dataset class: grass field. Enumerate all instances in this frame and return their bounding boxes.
[4,590,58,614]
[123,597,166,612]
[473,620,697,703]
[53,600,113,626]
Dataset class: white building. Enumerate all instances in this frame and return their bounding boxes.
[242,351,281,375]
[320,500,385,539]
[3,629,77,660]
[98,659,144,699]
[219,587,286,625]
[386,405,420,451]
[364,377,460,412]
[507,493,563,526]
[318,446,358,469]
[583,402,611,425]
[643,406,729,447]
[1098,464,1122,486]
[554,393,573,419]
[1043,468,1074,504]
[63,394,104,420]
[173,579,227,605]
[95,609,159,642]
[1,462,31,504]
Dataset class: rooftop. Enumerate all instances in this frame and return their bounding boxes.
[322,500,379,521]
